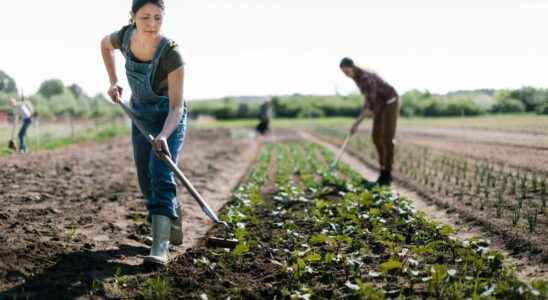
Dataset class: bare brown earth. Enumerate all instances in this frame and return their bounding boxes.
[396,127,548,174]
[349,126,548,174]
[399,127,548,148]
[302,131,548,282]
[0,128,259,299]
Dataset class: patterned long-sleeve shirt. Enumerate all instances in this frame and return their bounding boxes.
[353,70,398,113]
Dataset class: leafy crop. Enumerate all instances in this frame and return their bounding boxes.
[165,141,547,299]
[313,127,547,252]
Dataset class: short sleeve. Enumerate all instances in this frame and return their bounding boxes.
[163,45,184,74]
[109,25,131,50]
[151,42,185,94]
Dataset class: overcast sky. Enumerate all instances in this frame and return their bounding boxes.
[1,0,546,100]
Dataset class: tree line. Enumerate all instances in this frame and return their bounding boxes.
[1,70,547,120]
[0,71,123,119]
[191,87,548,120]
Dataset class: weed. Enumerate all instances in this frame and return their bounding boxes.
[138,274,170,300]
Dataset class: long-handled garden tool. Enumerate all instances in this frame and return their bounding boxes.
[329,132,352,171]
[118,102,238,249]
[8,117,17,151]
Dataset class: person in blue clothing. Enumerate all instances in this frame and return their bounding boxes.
[10,97,34,154]
[100,0,187,266]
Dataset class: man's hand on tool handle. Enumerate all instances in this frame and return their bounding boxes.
[350,109,374,135]
[153,135,172,159]
[108,84,123,104]
[362,108,374,119]
[350,122,360,135]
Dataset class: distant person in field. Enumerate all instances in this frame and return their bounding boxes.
[100,0,188,266]
[340,57,400,186]
[10,97,33,154]
[256,98,272,135]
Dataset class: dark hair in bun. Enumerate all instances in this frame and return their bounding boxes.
[132,0,165,14]
[339,57,355,69]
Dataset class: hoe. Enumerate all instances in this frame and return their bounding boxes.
[329,132,352,171]
[119,102,238,249]
[8,118,17,151]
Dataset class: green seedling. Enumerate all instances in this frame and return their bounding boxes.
[139,275,170,300]
[542,193,547,214]
[528,209,538,233]
[91,278,103,294]
[114,266,128,287]
[512,207,521,227]
[496,192,504,218]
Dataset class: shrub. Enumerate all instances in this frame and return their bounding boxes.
[38,79,65,98]
[0,70,17,93]
[509,86,547,112]
[491,98,526,113]
[536,103,548,115]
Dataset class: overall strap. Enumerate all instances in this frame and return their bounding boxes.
[150,37,170,78]
[121,26,135,59]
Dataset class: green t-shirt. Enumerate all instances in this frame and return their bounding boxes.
[110,25,184,96]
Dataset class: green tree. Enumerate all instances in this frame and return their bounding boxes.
[271,96,281,116]
[28,93,52,118]
[237,103,249,117]
[38,79,64,98]
[510,87,547,112]
[0,70,18,93]
[536,103,548,115]
[491,98,526,113]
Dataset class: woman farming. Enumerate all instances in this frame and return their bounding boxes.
[340,57,400,186]
[100,0,187,266]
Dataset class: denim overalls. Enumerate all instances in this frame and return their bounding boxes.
[121,26,188,221]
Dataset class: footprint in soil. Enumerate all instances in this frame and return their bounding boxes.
[133,223,151,235]
[102,223,123,233]
[0,245,152,299]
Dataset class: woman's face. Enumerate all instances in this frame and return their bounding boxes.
[132,4,164,37]
[341,67,355,78]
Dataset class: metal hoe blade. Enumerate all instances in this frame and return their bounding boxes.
[8,118,17,151]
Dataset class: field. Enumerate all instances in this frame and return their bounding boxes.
[0,127,257,299]
[309,121,548,259]
[197,114,548,135]
[0,119,129,156]
[0,114,547,299]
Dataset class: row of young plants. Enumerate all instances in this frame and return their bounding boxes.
[312,127,547,240]
[160,141,547,299]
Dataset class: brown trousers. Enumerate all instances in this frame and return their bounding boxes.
[372,99,399,171]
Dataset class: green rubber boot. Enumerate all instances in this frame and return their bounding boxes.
[143,215,171,266]
[170,205,183,246]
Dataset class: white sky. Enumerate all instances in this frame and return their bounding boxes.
[0,0,547,100]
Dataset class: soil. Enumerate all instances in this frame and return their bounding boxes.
[302,131,548,282]
[1,124,546,299]
[156,136,544,299]
[398,129,548,175]
[399,127,548,148]
[0,128,259,299]
[355,126,548,174]
[325,126,548,258]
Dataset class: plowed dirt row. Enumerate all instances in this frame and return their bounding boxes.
[0,128,258,299]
